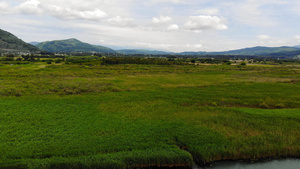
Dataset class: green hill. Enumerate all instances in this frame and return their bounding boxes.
[0,28,41,53]
[36,38,116,54]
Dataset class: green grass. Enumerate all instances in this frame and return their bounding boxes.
[0,63,299,168]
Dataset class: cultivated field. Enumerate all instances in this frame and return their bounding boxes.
[0,62,299,168]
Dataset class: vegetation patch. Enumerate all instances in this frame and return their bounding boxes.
[0,62,299,168]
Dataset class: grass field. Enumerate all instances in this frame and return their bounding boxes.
[0,62,299,168]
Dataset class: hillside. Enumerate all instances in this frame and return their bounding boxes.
[0,28,41,53]
[36,38,116,53]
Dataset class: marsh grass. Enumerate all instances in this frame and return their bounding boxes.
[0,63,299,168]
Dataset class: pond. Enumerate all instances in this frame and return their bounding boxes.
[193,159,300,169]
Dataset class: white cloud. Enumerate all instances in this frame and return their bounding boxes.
[2,0,300,53]
[3,0,107,21]
[184,15,228,32]
[135,42,172,50]
[295,35,300,43]
[16,0,42,15]
[227,0,287,27]
[193,44,202,48]
[151,0,186,4]
[152,15,172,24]
[194,8,219,15]
[257,35,270,40]
[107,16,136,27]
[134,42,202,51]
[167,24,179,31]
[0,1,9,14]
[42,5,107,20]
[78,9,107,20]
[186,43,202,49]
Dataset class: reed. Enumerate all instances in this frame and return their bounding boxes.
[0,62,299,168]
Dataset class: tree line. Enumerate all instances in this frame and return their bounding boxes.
[1,54,299,65]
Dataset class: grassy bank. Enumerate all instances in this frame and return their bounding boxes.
[0,63,299,168]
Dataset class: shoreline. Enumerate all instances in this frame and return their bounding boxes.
[197,156,300,167]
[1,157,299,169]
[131,156,300,169]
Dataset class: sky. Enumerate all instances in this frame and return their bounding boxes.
[1,0,300,52]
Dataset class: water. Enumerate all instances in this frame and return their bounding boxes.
[193,159,300,169]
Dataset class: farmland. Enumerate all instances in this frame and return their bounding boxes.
[0,60,299,169]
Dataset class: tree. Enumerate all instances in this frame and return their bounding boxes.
[16,57,23,61]
[22,55,30,61]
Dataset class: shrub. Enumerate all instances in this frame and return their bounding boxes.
[240,61,247,66]
[275,103,285,109]
[222,62,231,65]
[16,57,23,61]
[259,102,269,109]
[211,102,218,107]
[55,59,63,63]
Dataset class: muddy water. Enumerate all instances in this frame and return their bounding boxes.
[193,159,300,169]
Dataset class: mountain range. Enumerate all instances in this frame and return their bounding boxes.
[179,46,300,56]
[1,28,300,58]
[32,39,300,58]
[35,38,115,54]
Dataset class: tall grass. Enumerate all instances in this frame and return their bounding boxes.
[0,63,299,168]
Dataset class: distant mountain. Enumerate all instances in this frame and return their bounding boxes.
[266,49,300,59]
[178,51,209,55]
[179,46,300,57]
[29,41,40,46]
[36,38,115,53]
[293,45,300,48]
[219,46,299,55]
[2,28,299,58]
[117,49,172,55]
[0,28,41,53]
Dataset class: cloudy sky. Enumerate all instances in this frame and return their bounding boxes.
[1,0,300,52]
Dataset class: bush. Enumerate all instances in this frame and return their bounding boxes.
[275,103,285,109]
[240,61,247,66]
[55,59,63,63]
[222,62,231,65]
[0,56,14,61]
[259,102,269,109]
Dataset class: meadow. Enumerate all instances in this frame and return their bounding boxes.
[0,61,299,168]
